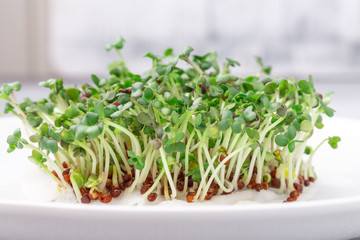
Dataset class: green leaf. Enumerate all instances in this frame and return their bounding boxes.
[328,136,341,149]
[91,74,100,87]
[276,104,287,117]
[161,107,172,116]
[144,88,154,101]
[279,80,289,98]
[74,126,87,140]
[288,141,296,153]
[135,157,145,170]
[264,82,277,94]
[324,106,335,117]
[29,134,41,143]
[165,143,176,153]
[127,150,136,158]
[117,93,130,104]
[71,172,87,188]
[61,130,75,143]
[304,146,313,155]
[164,48,173,57]
[245,128,259,140]
[225,58,240,67]
[7,146,15,153]
[144,52,160,61]
[64,105,80,119]
[180,46,194,58]
[7,135,19,145]
[86,125,101,138]
[218,119,231,131]
[288,140,303,153]
[131,89,142,98]
[137,112,152,126]
[173,132,184,142]
[8,81,22,91]
[298,80,311,94]
[300,120,313,132]
[13,128,21,139]
[194,114,202,127]
[66,88,80,102]
[175,142,186,152]
[275,135,289,146]
[132,82,144,91]
[84,112,99,126]
[231,121,242,134]
[47,140,58,154]
[244,106,256,121]
[286,125,296,141]
[4,103,14,114]
[96,102,104,118]
[153,99,163,109]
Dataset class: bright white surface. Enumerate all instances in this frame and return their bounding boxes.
[0,116,359,240]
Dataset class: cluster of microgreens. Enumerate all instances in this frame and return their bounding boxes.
[0,36,340,203]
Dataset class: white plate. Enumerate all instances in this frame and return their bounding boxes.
[0,116,359,240]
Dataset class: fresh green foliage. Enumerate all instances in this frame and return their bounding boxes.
[0,36,339,204]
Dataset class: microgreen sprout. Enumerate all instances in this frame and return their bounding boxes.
[1,36,340,203]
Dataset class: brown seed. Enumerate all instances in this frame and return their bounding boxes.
[270,178,281,188]
[220,154,230,165]
[62,162,68,168]
[89,190,99,200]
[99,192,112,203]
[62,168,70,177]
[290,190,298,198]
[81,194,91,204]
[80,187,89,196]
[111,188,121,198]
[146,173,154,182]
[199,82,207,94]
[106,179,112,190]
[188,177,194,188]
[124,174,131,182]
[298,176,304,185]
[238,180,245,190]
[147,193,157,202]
[63,174,71,184]
[304,179,310,186]
[119,182,126,190]
[212,185,219,196]
[187,196,194,203]
[160,186,172,196]
[125,180,134,188]
[293,183,303,193]
[309,177,315,182]
[286,197,296,202]
[253,166,258,174]
[176,181,184,191]
[118,87,132,94]
[177,172,185,181]
[52,170,60,181]
[140,185,150,194]
[208,182,219,196]
[261,182,269,190]
[112,100,120,106]
[254,183,263,192]
[229,173,234,182]
[270,168,277,178]
[205,193,212,200]
[221,190,233,195]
